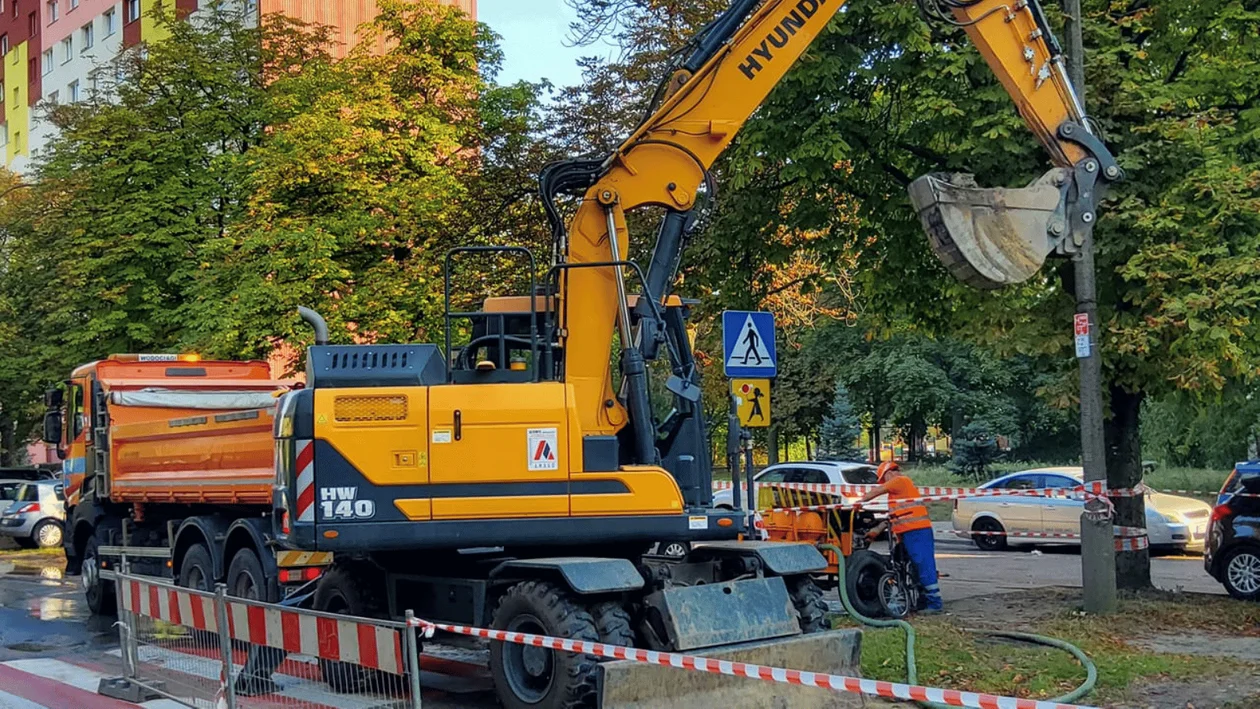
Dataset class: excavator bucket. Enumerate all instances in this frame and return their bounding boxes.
[909,169,1072,290]
[598,628,864,709]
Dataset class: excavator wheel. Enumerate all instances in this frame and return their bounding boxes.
[590,600,636,647]
[489,580,601,709]
[314,562,388,694]
[787,575,830,634]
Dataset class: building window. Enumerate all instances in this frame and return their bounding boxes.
[0,125,7,148]
[47,89,57,104]
[125,0,139,23]
[13,130,21,152]
[46,0,56,23]
[0,81,4,103]
[60,36,71,63]
[28,11,37,35]
[67,79,78,101]
[69,0,76,8]
[80,22,92,50]
[103,8,116,35]
[26,57,35,82]
[41,48,51,75]
[0,34,7,55]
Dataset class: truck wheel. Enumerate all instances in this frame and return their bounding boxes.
[490,580,600,709]
[590,601,635,647]
[227,548,278,603]
[314,563,387,694]
[787,576,829,633]
[180,544,216,591]
[83,535,116,616]
[844,550,888,619]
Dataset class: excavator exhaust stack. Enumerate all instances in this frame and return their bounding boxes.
[909,169,1073,290]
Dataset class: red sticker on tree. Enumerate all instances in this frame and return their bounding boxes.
[1074,313,1090,336]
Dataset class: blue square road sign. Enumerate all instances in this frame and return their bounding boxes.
[722,311,776,378]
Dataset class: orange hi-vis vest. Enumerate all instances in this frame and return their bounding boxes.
[886,476,932,535]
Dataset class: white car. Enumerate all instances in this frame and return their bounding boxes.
[951,467,1213,553]
[653,461,886,559]
[713,460,886,511]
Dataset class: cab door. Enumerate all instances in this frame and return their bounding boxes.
[427,382,570,519]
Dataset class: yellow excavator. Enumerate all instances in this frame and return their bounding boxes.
[267,0,1119,706]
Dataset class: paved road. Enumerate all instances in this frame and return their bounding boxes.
[928,521,1224,598]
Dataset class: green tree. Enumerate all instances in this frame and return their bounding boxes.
[819,382,864,461]
[949,421,1001,482]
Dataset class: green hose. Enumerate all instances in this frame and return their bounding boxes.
[819,543,1097,707]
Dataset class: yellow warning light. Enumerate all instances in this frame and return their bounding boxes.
[179,353,202,362]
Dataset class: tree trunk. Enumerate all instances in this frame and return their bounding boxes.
[872,419,882,462]
[0,415,13,467]
[1107,384,1150,590]
[805,436,813,461]
[768,425,780,465]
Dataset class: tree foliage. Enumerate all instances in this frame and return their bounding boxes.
[819,382,864,461]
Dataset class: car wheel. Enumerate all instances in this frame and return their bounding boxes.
[1221,546,1260,601]
[971,518,1008,552]
[655,541,690,560]
[32,520,63,549]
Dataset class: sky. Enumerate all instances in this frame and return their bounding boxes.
[478,0,613,87]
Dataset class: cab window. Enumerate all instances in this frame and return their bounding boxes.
[68,381,86,440]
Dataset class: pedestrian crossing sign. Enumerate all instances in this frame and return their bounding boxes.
[732,379,771,428]
[722,310,776,377]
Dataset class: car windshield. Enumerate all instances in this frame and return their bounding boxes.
[842,466,879,485]
[15,484,37,502]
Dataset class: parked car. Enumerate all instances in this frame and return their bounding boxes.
[951,467,1212,553]
[0,480,66,549]
[653,461,885,559]
[1205,463,1260,600]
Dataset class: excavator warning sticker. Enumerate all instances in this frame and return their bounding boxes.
[528,428,559,471]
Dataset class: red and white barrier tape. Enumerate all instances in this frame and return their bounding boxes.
[717,479,1256,500]
[118,575,406,674]
[954,525,1150,551]
[408,618,1096,709]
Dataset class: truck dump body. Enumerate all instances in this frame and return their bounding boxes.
[82,360,289,506]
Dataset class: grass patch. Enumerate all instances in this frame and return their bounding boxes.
[837,589,1260,703]
[0,546,63,556]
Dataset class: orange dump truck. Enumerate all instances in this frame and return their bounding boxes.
[42,355,329,614]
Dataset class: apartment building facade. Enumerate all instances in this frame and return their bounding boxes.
[1,0,476,172]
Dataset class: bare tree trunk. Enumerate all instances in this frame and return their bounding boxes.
[768,425,780,465]
[805,435,813,461]
[1108,384,1150,589]
[0,415,13,468]
[872,419,882,462]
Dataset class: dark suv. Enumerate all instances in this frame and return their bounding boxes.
[1205,463,1260,601]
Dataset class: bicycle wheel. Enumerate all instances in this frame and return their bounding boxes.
[877,571,911,619]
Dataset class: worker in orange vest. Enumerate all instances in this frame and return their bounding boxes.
[857,461,943,613]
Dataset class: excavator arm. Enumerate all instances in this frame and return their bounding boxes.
[545,0,1119,461]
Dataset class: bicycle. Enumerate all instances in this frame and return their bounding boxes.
[876,531,924,618]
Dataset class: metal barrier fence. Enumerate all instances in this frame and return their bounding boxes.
[107,570,423,709]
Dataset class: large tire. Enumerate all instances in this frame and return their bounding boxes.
[179,543,218,644]
[844,550,888,619]
[32,520,63,549]
[83,535,116,616]
[590,601,635,647]
[490,580,600,709]
[226,548,278,603]
[787,575,829,633]
[314,563,388,694]
[971,518,1008,552]
[1220,546,1260,602]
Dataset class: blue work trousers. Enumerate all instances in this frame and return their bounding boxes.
[900,527,943,610]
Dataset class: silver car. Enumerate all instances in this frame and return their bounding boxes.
[0,480,66,549]
[951,467,1212,553]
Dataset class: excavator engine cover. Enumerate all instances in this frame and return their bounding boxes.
[910,169,1071,290]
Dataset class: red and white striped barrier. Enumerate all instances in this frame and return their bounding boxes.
[117,575,407,675]
[294,439,316,523]
[953,525,1150,551]
[408,617,1097,709]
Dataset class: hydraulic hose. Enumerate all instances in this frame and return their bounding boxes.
[819,543,1097,708]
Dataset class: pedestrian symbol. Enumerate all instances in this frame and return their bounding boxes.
[722,311,776,377]
[732,379,771,428]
